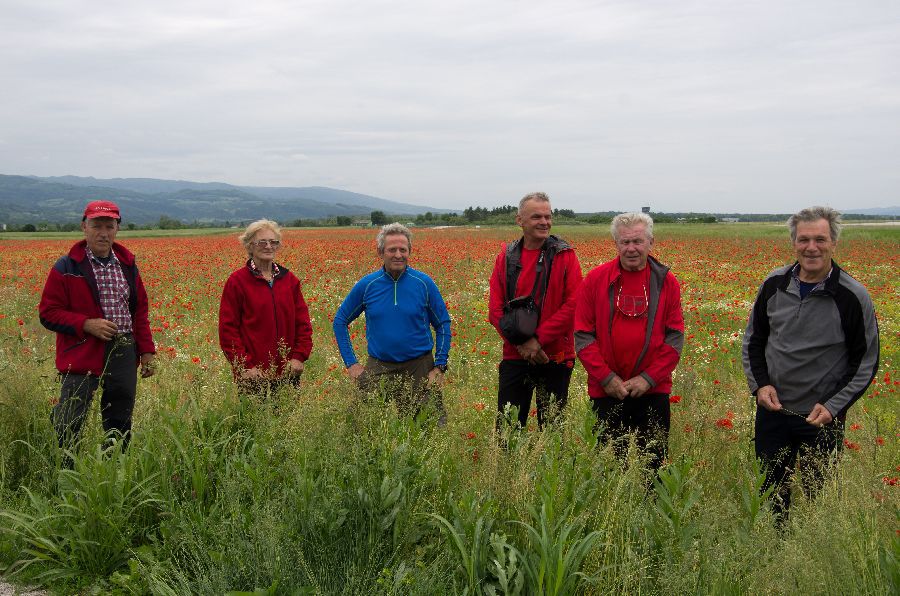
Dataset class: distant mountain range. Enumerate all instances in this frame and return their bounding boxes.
[1,174,896,225]
[841,206,900,216]
[0,174,453,225]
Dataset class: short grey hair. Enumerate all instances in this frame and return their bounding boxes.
[239,219,282,254]
[518,192,551,215]
[376,222,412,252]
[788,206,842,242]
[611,212,654,241]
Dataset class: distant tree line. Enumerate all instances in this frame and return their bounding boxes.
[3,209,893,233]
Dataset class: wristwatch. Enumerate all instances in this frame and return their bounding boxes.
[435,364,448,373]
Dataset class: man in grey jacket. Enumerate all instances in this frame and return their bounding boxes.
[742,206,879,521]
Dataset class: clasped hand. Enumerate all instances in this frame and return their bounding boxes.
[604,374,651,399]
[516,337,548,365]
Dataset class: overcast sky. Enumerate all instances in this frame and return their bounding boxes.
[1,0,898,213]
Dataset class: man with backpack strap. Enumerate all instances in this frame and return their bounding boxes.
[488,192,583,429]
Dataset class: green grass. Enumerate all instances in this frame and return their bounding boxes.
[0,356,896,594]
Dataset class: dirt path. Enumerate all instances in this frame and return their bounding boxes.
[0,580,46,596]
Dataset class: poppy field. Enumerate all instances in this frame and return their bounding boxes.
[0,223,897,594]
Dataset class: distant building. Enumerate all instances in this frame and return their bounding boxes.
[641,206,651,214]
[719,217,740,223]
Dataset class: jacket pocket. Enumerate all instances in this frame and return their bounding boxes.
[62,337,88,354]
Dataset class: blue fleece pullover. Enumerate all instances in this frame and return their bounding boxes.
[333,266,451,367]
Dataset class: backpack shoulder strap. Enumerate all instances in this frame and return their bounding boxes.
[505,238,523,301]
[536,235,570,302]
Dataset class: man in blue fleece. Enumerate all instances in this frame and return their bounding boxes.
[334,222,451,424]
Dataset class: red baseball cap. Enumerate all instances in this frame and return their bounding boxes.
[83,200,121,221]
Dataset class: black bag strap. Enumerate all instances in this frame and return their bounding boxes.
[506,236,567,304]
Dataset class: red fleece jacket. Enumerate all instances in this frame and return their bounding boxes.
[488,242,582,362]
[39,241,155,375]
[575,256,684,398]
[219,263,313,374]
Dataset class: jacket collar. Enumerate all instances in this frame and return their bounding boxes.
[782,259,842,293]
[69,240,135,266]
[247,259,286,280]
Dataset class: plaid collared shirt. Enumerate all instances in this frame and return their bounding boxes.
[86,246,133,333]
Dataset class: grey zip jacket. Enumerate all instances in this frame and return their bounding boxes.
[742,260,879,418]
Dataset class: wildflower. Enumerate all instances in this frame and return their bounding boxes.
[842,439,860,451]
[683,424,694,433]
[473,402,486,412]
[875,437,885,446]
[882,476,898,486]
[191,356,201,364]
[465,432,476,440]
[715,418,734,429]
[472,449,479,463]
[669,395,682,404]
[850,423,862,431]
[17,318,24,326]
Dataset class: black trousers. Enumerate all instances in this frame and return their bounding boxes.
[592,393,670,472]
[754,406,844,520]
[497,359,574,429]
[52,334,138,452]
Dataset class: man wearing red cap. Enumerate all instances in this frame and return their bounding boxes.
[39,200,156,457]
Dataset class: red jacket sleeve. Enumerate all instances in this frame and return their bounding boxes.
[574,272,614,385]
[38,268,90,339]
[132,267,156,356]
[218,275,248,368]
[488,248,507,335]
[290,281,313,362]
[535,250,583,346]
[639,273,685,387]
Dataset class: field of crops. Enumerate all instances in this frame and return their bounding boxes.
[0,223,897,594]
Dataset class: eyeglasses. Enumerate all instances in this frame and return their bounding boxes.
[616,283,648,318]
[251,239,281,248]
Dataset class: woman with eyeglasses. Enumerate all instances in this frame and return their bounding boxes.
[219,219,313,391]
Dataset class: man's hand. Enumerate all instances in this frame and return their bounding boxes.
[241,367,263,380]
[623,375,651,398]
[427,367,445,387]
[515,337,542,363]
[348,363,365,382]
[531,349,549,365]
[806,403,834,428]
[603,374,629,400]
[139,353,156,378]
[756,385,782,412]
[288,358,305,376]
[83,318,117,341]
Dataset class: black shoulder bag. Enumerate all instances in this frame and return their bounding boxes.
[499,246,545,345]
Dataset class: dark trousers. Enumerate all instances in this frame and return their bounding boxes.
[497,359,574,429]
[358,352,446,425]
[592,394,670,472]
[754,406,844,521]
[52,334,138,453]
